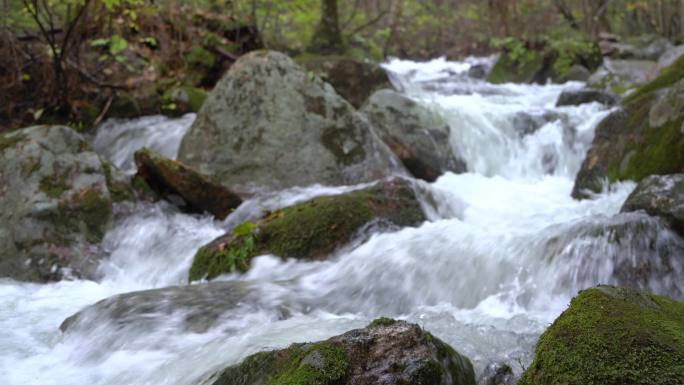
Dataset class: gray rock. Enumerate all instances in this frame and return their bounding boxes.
[0,125,115,282]
[556,89,619,107]
[511,111,568,138]
[621,174,684,237]
[205,319,476,385]
[60,281,286,335]
[587,59,658,94]
[657,44,684,72]
[178,51,394,192]
[558,64,591,82]
[361,89,466,181]
[296,55,392,108]
[468,64,489,79]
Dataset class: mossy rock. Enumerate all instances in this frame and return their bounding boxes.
[621,174,684,237]
[207,319,475,385]
[188,178,425,281]
[134,148,241,219]
[519,286,684,385]
[0,125,115,282]
[488,50,547,84]
[296,55,392,108]
[160,86,208,117]
[572,56,684,199]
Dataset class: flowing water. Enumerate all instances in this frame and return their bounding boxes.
[3,57,684,385]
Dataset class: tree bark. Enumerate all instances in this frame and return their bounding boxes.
[308,0,345,54]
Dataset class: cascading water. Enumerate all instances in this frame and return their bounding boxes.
[2,57,684,385]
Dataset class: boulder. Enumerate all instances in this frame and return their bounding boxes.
[0,125,117,282]
[478,362,515,385]
[487,50,547,84]
[133,148,242,219]
[361,90,466,182]
[555,89,619,107]
[572,55,684,199]
[189,178,425,281]
[204,318,475,385]
[60,281,280,334]
[178,51,394,192]
[587,59,658,94]
[518,286,684,385]
[540,212,684,300]
[658,44,684,72]
[296,55,392,108]
[621,174,684,236]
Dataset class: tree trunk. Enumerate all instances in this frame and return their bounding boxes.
[308,0,345,54]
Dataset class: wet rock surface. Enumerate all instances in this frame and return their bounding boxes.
[362,89,466,181]
[189,178,426,281]
[134,148,242,219]
[621,174,684,236]
[205,319,476,385]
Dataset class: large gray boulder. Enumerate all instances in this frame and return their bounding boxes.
[587,59,658,94]
[204,318,476,385]
[178,51,394,192]
[0,125,117,282]
[361,90,466,182]
[621,174,684,237]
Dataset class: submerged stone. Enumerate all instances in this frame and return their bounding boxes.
[205,319,475,385]
[555,89,619,107]
[188,178,425,281]
[518,286,684,385]
[134,148,242,219]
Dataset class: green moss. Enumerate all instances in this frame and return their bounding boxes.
[488,50,544,84]
[267,342,348,385]
[368,317,398,328]
[186,46,215,68]
[0,131,25,152]
[101,161,134,202]
[161,86,208,117]
[188,233,255,281]
[70,187,113,243]
[518,286,684,385]
[625,54,684,104]
[39,174,69,198]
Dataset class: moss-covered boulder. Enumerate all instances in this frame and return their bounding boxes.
[621,174,684,237]
[555,89,619,107]
[0,125,120,282]
[518,286,684,385]
[160,86,208,117]
[487,50,547,84]
[572,55,684,199]
[178,51,394,192]
[189,178,425,281]
[60,281,265,334]
[133,148,241,219]
[206,319,475,385]
[296,55,392,108]
[361,90,466,182]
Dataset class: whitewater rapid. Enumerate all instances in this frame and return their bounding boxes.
[3,57,681,385]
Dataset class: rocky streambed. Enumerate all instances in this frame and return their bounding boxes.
[1,52,684,385]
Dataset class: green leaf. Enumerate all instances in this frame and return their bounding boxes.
[90,38,110,47]
[109,35,128,55]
